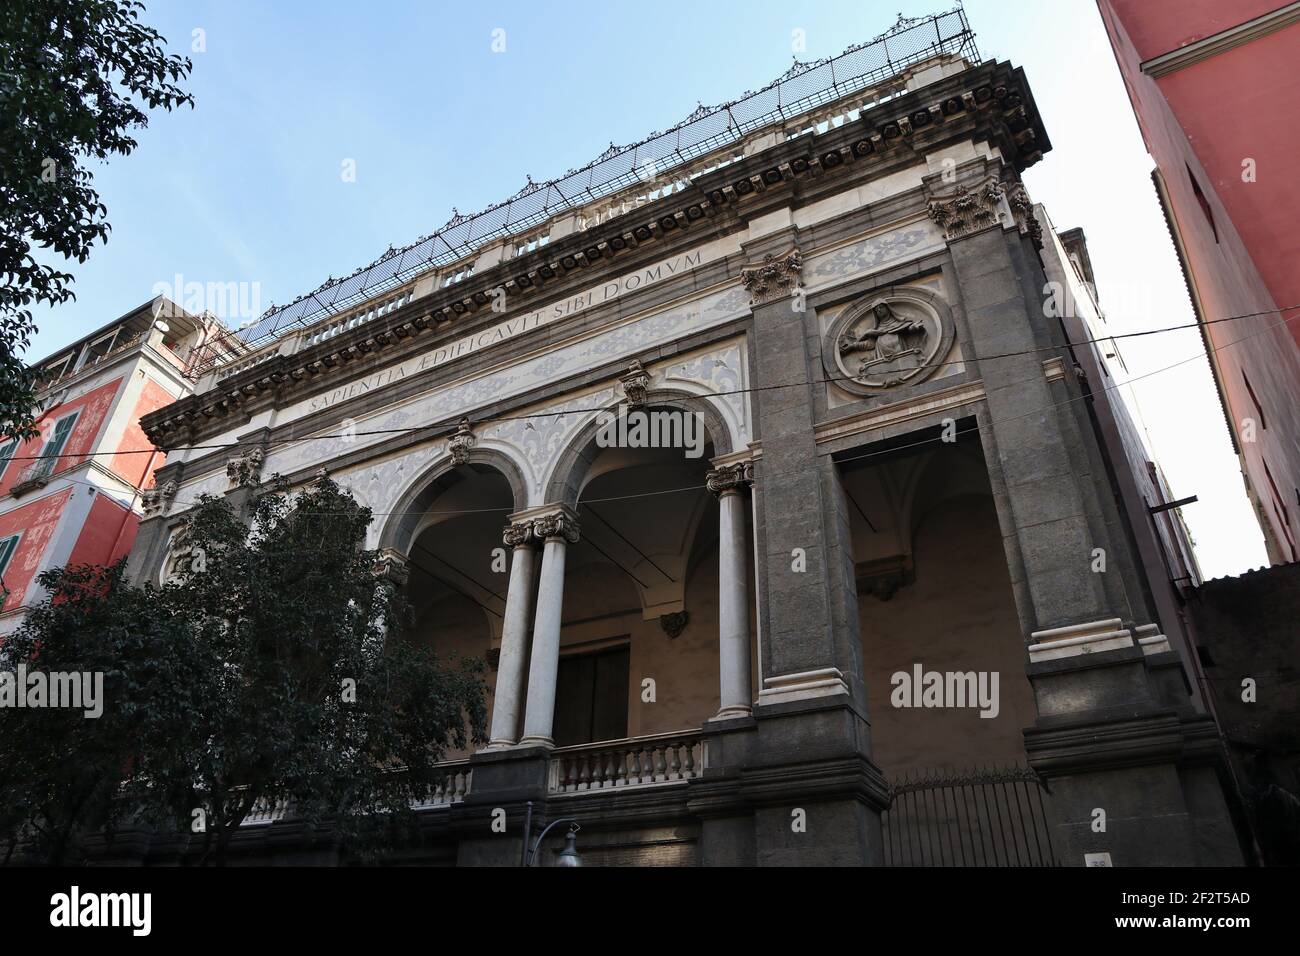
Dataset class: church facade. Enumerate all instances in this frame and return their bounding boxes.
[126,28,1246,865]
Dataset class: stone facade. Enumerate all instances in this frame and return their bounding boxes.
[119,50,1246,866]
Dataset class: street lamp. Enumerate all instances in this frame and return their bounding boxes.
[520,800,584,867]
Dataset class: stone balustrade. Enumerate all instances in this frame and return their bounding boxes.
[411,764,473,809]
[548,731,706,794]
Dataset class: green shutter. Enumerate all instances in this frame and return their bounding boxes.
[0,535,18,577]
[0,439,15,482]
[46,413,76,458]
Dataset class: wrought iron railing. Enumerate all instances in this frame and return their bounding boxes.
[881,764,1060,866]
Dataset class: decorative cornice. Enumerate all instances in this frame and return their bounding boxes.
[706,460,754,496]
[142,62,1047,451]
[741,249,803,305]
[1140,2,1300,78]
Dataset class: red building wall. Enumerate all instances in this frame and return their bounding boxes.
[112,377,174,489]
[0,490,71,611]
[0,378,122,497]
[66,494,140,569]
[1098,0,1300,563]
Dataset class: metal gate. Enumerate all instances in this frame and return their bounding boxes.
[882,764,1060,866]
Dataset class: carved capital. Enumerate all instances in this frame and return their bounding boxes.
[372,548,410,587]
[226,447,265,487]
[1005,180,1043,248]
[532,510,580,544]
[659,610,689,639]
[618,359,651,408]
[741,249,802,306]
[926,175,1005,241]
[140,480,177,516]
[448,417,476,466]
[706,461,754,497]
[502,520,534,549]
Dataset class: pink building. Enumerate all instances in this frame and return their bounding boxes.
[1098,0,1300,564]
[0,299,229,635]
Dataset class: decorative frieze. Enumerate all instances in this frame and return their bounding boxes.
[226,447,265,487]
[741,249,802,305]
[706,460,754,496]
[448,417,476,465]
[926,175,1005,241]
[618,359,651,408]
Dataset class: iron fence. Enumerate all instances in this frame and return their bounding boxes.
[882,764,1060,866]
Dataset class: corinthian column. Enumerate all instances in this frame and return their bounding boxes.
[486,521,537,748]
[708,461,754,719]
[518,507,580,748]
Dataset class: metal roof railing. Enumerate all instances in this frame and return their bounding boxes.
[228,9,977,356]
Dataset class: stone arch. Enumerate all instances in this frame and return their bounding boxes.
[542,387,736,510]
[378,445,527,555]
[905,438,992,538]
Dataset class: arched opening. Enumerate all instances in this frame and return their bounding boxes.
[842,427,1036,778]
[543,400,743,746]
[385,459,523,759]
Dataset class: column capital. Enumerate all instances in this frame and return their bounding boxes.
[925,173,1007,241]
[740,248,802,306]
[528,505,580,544]
[706,460,754,497]
[502,520,535,549]
[372,547,410,587]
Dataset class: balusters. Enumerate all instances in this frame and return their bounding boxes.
[545,736,705,794]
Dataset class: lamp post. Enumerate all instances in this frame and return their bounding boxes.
[519,800,584,867]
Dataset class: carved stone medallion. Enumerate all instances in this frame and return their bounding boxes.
[823,289,953,394]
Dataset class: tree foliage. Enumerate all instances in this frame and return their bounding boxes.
[0,0,193,439]
[0,561,189,864]
[0,478,487,865]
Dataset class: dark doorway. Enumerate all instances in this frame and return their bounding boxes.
[553,644,629,746]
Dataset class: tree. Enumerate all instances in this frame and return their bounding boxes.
[0,0,194,440]
[140,475,488,865]
[0,478,488,865]
[0,561,191,865]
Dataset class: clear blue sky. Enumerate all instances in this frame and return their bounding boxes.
[29,0,1269,576]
